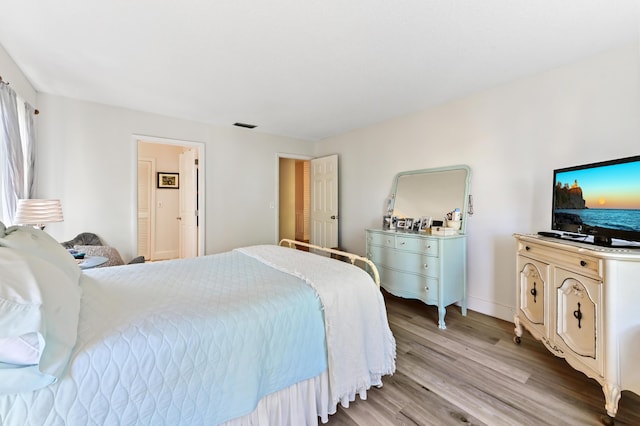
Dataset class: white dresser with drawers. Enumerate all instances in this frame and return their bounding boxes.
[366,228,467,329]
[513,233,640,420]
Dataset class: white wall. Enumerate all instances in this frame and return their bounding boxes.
[315,43,640,321]
[0,43,36,105]
[35,94,314,261]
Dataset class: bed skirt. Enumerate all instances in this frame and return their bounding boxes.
[224,370,371,425]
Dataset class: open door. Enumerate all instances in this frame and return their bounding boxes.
[179,148,198,258]
[310,154,338,249]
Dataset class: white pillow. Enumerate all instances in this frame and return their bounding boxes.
[0,225,81,395]
[0,333,43,365]
[0,225,80,282]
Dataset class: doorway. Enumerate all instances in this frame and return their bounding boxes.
[277,154,338,249]
[279,157,310,243]
[135,135,205,260]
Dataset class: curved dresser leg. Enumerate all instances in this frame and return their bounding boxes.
[603,383,621,420]
[513,314,523,344]
[438,306,447,330]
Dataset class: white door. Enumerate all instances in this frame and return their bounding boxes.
[179,149,198,258]
[137,159,153,260]
[310,154,338,249]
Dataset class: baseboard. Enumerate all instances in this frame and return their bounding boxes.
[465,296,515,323]
[152,250,179,261]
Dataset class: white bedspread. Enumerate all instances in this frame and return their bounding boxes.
[0,246,396,425]
[1,250,328,425]
[236,246,396,411]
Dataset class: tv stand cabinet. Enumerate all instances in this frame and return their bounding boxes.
[513,234,640,420]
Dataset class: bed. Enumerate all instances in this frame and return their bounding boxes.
[0,224,396,425]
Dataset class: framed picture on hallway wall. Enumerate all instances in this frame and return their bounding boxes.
[157,172,179,189]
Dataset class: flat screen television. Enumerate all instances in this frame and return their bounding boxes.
[552,155,640,247]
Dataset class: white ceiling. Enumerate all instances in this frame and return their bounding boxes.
[0,1,638,141]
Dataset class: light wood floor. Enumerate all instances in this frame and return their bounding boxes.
[327,292,640,426]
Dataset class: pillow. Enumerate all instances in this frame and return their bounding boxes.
[1,225,80,282]
[0,333,43,365]
[74,245,125,267]
[0,224,81,395]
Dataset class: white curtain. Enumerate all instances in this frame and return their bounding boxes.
[0,82,26,225]
[22,102,37,199]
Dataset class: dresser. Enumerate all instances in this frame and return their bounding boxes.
[513,234,640,420]
[366,228,467,329]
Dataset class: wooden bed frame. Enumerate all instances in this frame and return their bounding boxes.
[278,238,380,287]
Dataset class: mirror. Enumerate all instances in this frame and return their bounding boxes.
[389,165,471,233]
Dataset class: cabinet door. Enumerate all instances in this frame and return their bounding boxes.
[517,257,547,326]
[555,268,603,376]
[556,272,600,357]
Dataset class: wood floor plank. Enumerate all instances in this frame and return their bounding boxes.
[390,315,531,384]
[325,292,640,425]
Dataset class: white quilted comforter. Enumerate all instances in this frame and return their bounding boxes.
[0,246,395,425]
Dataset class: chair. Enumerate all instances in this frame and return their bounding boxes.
[61,232,144,266]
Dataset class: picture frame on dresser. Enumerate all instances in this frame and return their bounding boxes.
[382,215,392,229]
[367,165,472,329]
[404,218,414,231]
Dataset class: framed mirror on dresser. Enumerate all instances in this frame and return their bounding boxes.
[366,165,472,329]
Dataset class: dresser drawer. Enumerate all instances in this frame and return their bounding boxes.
[395,235,439,257]
[367,232,395,248]
[518,241,601,278]
[380,267,438,304]
[391,250,439,278]
[368,246,438,277]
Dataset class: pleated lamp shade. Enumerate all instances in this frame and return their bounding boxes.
[14,199,64,229]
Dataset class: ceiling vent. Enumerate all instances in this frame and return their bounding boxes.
[233,122,257,129]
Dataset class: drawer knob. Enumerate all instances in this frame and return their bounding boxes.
[399,241,406,246]
[424,286,429,291]
[580,260,587,267]
[525,246,531,251]
[423,264,429,269]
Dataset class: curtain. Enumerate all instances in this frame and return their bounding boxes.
[23,102,37,198]
[0,81,25,225]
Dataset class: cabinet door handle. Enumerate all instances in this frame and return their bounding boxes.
[530,282,537,303]
[580,260,587,267]
[573,302,583,328]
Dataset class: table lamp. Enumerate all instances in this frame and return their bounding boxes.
[14,199,64,230]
